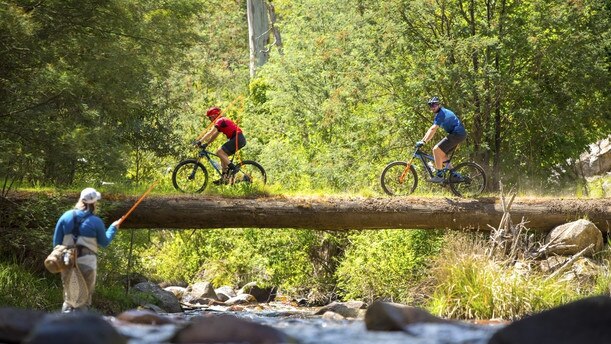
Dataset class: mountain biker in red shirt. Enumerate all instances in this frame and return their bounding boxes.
[195,106,246,184]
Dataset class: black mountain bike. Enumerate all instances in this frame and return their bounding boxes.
[172,145,266,193]
[380,145,486,197]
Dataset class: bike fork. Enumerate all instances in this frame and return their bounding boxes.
[399,157,415,183]
[188,163,198,180]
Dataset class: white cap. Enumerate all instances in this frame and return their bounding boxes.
[80,188,101,204]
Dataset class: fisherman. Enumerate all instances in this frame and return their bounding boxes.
[52,188,121,312]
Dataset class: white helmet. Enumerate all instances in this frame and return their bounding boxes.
[80,188,101,204]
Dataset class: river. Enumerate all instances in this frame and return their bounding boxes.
[114,302,504,344]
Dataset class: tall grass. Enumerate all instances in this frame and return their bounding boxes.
[0,260,63,310]
[426,232,587,320]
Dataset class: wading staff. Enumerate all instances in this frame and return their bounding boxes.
[122,167,171,294]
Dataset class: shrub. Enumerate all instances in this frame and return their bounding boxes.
[335,229,444,304]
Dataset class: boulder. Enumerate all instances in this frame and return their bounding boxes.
[225,294,257,306]
[365,301,453,331]
[214,286,237,302]
[131,282,182,313]
[171,314,291,344]
[577,135,611,178]
[544,219,603,256]
[315,302,362,318]
[116,309,174,325]
[238,282,277,303]
[488,295,611,344]
[0,308,47,343]
[164,286,187,299]
[321,311,345,320]
[24,312,127,344]
[184,282,218,302]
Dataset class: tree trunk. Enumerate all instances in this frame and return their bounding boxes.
[87,195,610,232]
[268,3,283,55]
[247,0,270,77]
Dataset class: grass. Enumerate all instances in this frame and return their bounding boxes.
[424,232,598,320]
[0,257,141,314]
[0,259,63,311]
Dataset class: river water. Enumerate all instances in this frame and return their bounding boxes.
[115,302,505,344]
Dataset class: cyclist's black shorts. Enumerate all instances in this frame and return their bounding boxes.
[437,133,466,154]
[221,132,246,155]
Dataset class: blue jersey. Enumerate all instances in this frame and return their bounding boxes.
[53,209,117,250]
[433,107,466,136]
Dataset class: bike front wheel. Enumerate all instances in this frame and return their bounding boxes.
[380,161,418,196]
[449,162,486,198]
[230,160,266,189]
[172,159,209,193]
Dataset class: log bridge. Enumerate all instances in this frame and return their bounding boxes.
[99,195,610,232]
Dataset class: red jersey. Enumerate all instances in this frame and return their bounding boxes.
[213,117,242,139]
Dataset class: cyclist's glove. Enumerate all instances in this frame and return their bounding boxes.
[415,141,425,148]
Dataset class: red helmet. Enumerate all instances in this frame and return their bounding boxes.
[206,106,221,119]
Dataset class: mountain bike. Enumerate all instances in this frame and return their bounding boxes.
[380,145,486,197]
[172,145,266,193]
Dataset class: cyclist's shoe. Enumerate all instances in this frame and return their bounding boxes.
[227,163,240,175]
[450,172,465,182]
[428,175,445,183]
[428,170,446,183]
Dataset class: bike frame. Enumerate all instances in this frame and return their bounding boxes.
[400,148,456,183]
[197,148,236,176]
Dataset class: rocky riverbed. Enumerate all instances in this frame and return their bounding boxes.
[4,295,611,343]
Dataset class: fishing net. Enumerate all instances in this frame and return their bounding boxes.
[62,264,89,308]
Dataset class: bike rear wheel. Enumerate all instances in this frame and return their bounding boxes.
[172,159,209,193]
[448,162,486,198]
[380,161,418,196]
[229,160,266,189]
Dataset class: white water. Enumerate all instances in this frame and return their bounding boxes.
[115,303,505,344]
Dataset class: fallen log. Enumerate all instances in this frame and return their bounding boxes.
[102,195,609,231]
[5,193,610,231]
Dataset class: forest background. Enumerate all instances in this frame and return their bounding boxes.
[0,0,609,318]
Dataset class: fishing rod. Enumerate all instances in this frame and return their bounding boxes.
[117,180,158,226]
[122,167,171,294]
[117,166,172,225]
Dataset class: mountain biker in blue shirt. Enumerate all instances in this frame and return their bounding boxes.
[416,97,467,183]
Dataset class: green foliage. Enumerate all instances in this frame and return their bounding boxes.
[0,0,207,188]
[583,175,611,198]
[137,229,344,295]
[0,260,63,310]
[335,229,444,303]
[0,194,68,271]
[2,0,609,193]
[245,0,610,193]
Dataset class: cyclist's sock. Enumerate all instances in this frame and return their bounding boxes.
[227,162,236,171]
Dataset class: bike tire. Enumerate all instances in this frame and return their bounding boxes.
[380,161,418,196]
[230,160,267,189]
[448,162,486,198]
[172,159,209,193]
